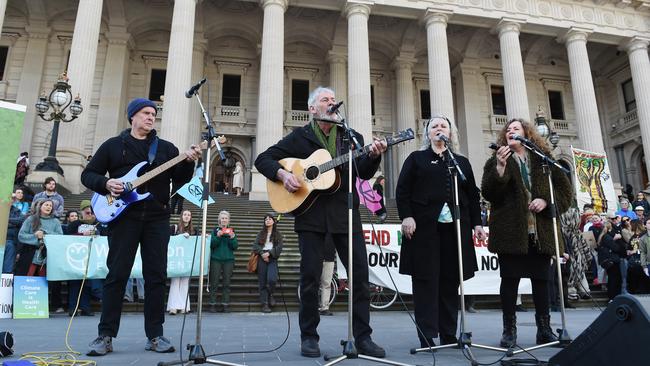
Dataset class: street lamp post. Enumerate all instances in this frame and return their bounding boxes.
[535,105,560,149]
[34,72,83,175]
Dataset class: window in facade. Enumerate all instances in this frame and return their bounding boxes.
[420,89,431,120]
[491,85,507,116]
[291,79,309,111]
[371,85,376,116]
[622,78,636,112]
[221,74,241,106]
[148,69,166,102]
[0,46,7,80]
[548,90,565,120]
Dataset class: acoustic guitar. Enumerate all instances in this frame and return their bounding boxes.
[267,128,415,215]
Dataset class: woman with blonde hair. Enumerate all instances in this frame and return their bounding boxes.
[208,210,238,312]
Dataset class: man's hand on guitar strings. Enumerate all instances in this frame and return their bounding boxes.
[106,178,125,197]
[277,169,301,193]
[184,144,201,162]
[368,137,388,158]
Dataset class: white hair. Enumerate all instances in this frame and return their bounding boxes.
[307,86,335,108]
[420,114,461,154]
[218,210,230,220]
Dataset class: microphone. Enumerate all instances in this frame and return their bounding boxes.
[327,101,344,114]
[436,134,450,144]
[185,78,207,98]
[488,142,499,150]
[511,134,532,145]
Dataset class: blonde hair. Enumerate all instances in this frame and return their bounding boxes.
[420,114,461,153]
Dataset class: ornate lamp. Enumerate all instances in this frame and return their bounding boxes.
[535,105,559,149]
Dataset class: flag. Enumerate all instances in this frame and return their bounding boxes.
[356,178,382,213]
[175,176,215,208]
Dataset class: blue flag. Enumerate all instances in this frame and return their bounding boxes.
[175,176,215,207]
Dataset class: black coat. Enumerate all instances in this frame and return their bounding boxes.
[254,123,381,233]
[395,149,482,280]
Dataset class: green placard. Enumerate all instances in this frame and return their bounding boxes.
[12,275,49,319]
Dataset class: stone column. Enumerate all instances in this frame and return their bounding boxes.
[497,19,530,121]
[625,37,650,178]
[392,56,417,167]
[563,28,605,153]
[346,1,373,140]
[161,0,196,149]
[328,50,347,105]
[94,31,131,149]
[454,60,486,181]
[188,37,206,145]
[250,0,288,201]
[57,0,103,193]
[425,10,454,120]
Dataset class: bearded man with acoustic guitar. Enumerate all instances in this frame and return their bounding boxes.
[81,98,200,356]
[255,86,388,358]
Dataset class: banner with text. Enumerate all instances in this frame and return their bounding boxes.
[0,274,13,319]
[44,235,212,281]
[13,276,48,319]
[336,225,532,295]
[571,147,617,214]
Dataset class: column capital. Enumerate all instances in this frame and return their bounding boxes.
[560,27,592,45]
[105,31,131,45]
[423,8,452,28]
[624,36,650,54]
[24,26,51,39]
[327,51,347,64]
[495,18,525,37]
[345,1,372,19]
[391,55,417,71]
[260,0,288,11]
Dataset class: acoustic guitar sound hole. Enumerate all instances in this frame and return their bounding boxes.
[305,166,320,180]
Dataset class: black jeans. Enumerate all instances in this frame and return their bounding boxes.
[297,231,372,342]
[98,218,169,339]
[501,277,549,316]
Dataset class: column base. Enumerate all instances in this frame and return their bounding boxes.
[248,169,269,201]
[25,171,68,195]
[56,148,88,194]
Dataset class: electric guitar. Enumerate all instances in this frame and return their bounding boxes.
[267,128,415,215]
[92,137,224,223]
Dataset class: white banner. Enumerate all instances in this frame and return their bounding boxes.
[336,224,532,295]
[571,146,617,214]
[0,274,12,319]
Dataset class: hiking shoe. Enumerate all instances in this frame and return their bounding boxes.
[356,338,386,358]
[87,335,112,356]
[145,336,175,353]
[300,338,320,358]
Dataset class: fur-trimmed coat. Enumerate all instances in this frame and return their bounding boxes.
[481,151,572,256]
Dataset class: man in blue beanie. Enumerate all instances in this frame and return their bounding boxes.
[81,97,201,356]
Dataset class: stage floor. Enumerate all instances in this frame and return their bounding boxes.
[1,308,603,365]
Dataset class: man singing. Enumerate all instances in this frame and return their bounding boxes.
[255,86,387,358]
[81,98,200,356]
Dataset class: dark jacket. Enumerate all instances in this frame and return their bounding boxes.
[396,149,481,280]
[65,219,109,236]
[7,205,26,244]
[481,151,572,256]
[597,232,627,266]
[254,123,381,233]
[252,230,283,259]
[81,129,194,221]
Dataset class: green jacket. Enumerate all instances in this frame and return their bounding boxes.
[210,228,238,262]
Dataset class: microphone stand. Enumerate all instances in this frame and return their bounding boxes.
[159,86,241,366]
[410,143,507,365]
[322,110,413,366]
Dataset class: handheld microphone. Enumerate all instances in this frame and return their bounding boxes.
[327,101,344,114]
[185,78,207,98]
[436,134,450,144]
[488,142,499,150]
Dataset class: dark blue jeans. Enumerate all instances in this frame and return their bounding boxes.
[2,239,16,273]
[257,258,278,304]
[69,279,103,312]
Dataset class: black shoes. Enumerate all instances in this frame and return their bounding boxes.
[300,338,321,358]
[440,334,458,346]
[261,304,272,313]
[535,314,558,344]
[419,337,436,350]
[355,338,386,358]
[500,314,517,348]
[319,309,333,316]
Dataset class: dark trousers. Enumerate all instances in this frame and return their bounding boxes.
[169,195,184,214]
[98,218,169,339]
[257,258,278,304]
[605,264,622,300]
[411,223,460,341]
[69,279,103,312]
[298,231,372,342]
[501,277,549,316]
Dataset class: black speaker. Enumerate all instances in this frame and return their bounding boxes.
[549,294,649,366]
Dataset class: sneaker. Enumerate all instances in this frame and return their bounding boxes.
[355,338,386,358]
[54,307,65,314]
[261,304,272,313]
[87,335,112,356]
[145,336,175,353]
[515,304,527,312]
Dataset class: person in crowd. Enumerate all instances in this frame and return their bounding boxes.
[81,97,199,356]
[318,234,336,316]
[252,213,283,313]
[597,220,628,299]
[633,206,645,224]
[14,152,29,186]
[124,278,145,303]
[561,208,593,301]
[481,118,572,348]
[4,203,26,273]
[12,188,30,216]
[396,114,486,349]
[167,209,197,315]
[62,210,79,233]
[17,199,63,277]
[209,210,238,313]
[632,191,650,213]
[66,200,105,316]
[33,177,65,218]
[232,161,244,197]
[616,198,638,221]
[640,218,650,278]
[590,214,608,288]
[373,176,387,223]
[255,86,387,358]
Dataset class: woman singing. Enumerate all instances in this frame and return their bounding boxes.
[481,118,572,348]
[252,213,283,313]
[396,115,487,349]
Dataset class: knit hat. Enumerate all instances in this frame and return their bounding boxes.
[127,98,157,123]
[80,199,92,211]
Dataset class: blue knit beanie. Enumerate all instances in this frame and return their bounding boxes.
[127,98,157,123]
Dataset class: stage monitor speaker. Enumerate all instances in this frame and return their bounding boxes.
[549,294,649,366]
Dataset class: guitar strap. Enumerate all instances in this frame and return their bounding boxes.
[148,136,159,165]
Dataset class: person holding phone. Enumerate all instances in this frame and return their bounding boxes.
[209,210,238,313]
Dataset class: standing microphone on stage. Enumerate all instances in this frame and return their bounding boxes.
[436,133,451,145]
[185,78,207,98]
[511,133,533,146]
[327,101,344,114]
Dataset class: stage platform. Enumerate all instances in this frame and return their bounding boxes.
[0,308,603,365]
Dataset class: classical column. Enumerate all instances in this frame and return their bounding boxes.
[392,56,417,167]
[328,50,347,104]
[188,37,207,145]
[497,19,530,121]
[58,0,103,193]
[94,31,131,149]
[346,1,373,140]
[425,11,454,120]
[625,37,650,178]
[454,60,485,181]
[161,0,196,148]
[250,0,288,201]
[563,28,605,153]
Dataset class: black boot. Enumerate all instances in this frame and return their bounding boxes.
[500,314,517,348]
[535,313,558,344]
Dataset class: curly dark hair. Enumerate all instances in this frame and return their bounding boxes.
[496,118,552,155]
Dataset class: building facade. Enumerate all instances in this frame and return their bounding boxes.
[1,0,650,199]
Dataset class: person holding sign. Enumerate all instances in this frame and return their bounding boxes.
[481,118,572,348]
[396,115,486,349]
[167,210,197,315]
[16,199,63,277]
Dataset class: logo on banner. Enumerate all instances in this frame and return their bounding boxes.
[66,243,90,271]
